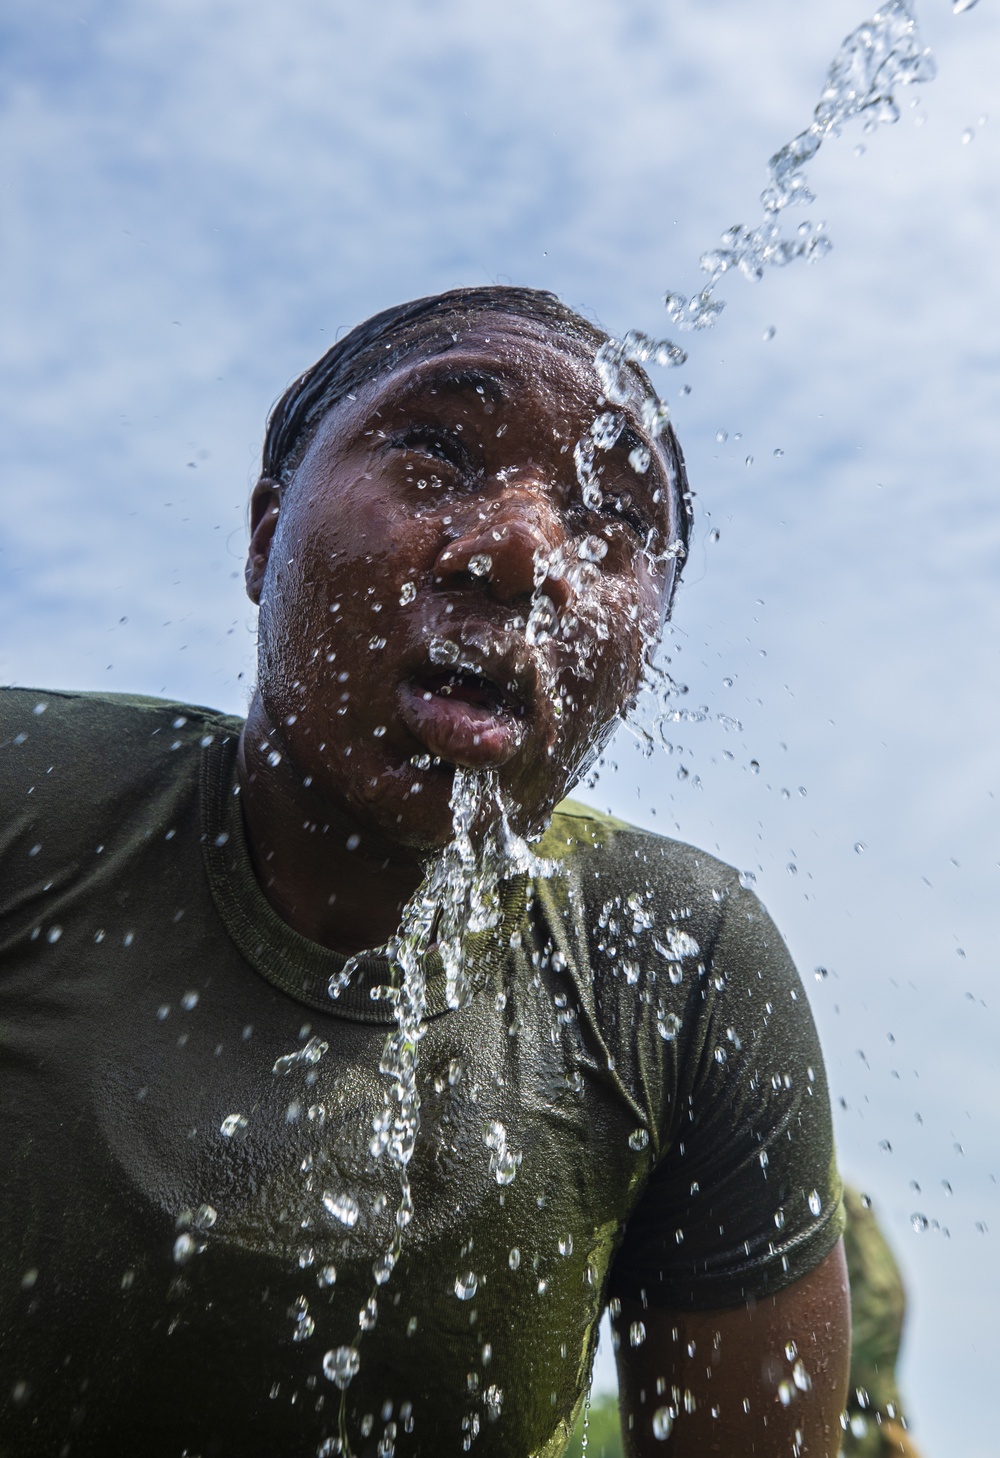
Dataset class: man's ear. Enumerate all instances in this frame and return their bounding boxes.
[245,478,282,605]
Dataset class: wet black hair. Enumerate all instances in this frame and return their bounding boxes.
[261,284,693,565]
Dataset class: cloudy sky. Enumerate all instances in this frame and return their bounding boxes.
[2,0,997,1449]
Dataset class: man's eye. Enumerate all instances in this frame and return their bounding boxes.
[600,494,650,539]
[391,426,469,472]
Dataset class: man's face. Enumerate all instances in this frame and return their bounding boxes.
[247,317,679,850]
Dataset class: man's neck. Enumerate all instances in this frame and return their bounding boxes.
[236,696,425,955]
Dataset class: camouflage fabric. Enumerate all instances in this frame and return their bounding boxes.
[841,1187,923,1458]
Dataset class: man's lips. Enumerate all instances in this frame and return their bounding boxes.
[396,666,528,769]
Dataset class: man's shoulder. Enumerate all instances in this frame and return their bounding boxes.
[0,686,244,752]
[541,797,741,901]
[0,687,244,830]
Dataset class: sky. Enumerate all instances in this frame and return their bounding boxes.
[2,0,998,1450]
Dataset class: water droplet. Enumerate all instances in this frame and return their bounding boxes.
[484,1384,504,1422]
[273,1035,329,1076]
[46,926,62,944]
[628,445,651,475]
[219,1113,248,1138]
[482,1120,521,1185]
[777,1380,795,1407]
[652,1406,674,1440]
[454,1271,478,1301]
[656,1011,682,1041]
[558,1234,574,1257]
[629,1321,646,1347]
[793,1360,812,1392]
[629,1128,650,1152]
[578,534,609,564]
[180,990,199,1011]
[399,581,416,605]
[953,0,979,13]
[763,326,776,342]
[317,1263,337,1288]
[373,725,387,738]
[854,842,866,855]
[508,1248,521,1271]
[173,1232,197,1264]
[738,870,757,890]
[911,1212,929,1233]
[808,1189,822,1217]
[715,430,728,444]
[322,1346,359,1389]
[322,1191,360,1228]
[468,553,493,578]
[291,1296,316,1342]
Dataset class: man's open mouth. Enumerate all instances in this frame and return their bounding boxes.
[396,663,529,769]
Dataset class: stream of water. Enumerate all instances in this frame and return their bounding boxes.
[310,3,961,1449]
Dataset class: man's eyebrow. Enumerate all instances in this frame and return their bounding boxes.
[396,366,510,407]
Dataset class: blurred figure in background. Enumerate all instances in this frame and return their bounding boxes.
[841,1188,924,1458]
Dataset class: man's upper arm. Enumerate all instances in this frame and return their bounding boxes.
[615,1239,851,1457]
[609,875,845,1313]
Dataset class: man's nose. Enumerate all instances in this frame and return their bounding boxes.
[431,500,572,614]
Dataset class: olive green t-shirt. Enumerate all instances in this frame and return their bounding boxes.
[0,689,843,1458]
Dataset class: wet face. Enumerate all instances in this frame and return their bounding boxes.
[245,317,680,850]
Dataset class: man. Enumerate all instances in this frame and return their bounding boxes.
[0,286,849,1457]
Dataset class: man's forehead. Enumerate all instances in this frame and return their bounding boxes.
[376,332,600,411]
[370,333,655,438]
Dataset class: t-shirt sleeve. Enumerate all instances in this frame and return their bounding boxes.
[608,879,844,1311]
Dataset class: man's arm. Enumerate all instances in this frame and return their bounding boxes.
[615,1241,851,1457]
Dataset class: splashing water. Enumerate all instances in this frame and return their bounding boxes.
[316,4,958,1436]
[579,0,944,773]
[664,0,937,335]
[322,767,551,1416]
[578,0,940,511]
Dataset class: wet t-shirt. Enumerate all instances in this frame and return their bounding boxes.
[0,690,844,1458]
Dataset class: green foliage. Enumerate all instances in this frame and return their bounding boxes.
[564,1394,625,1458]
